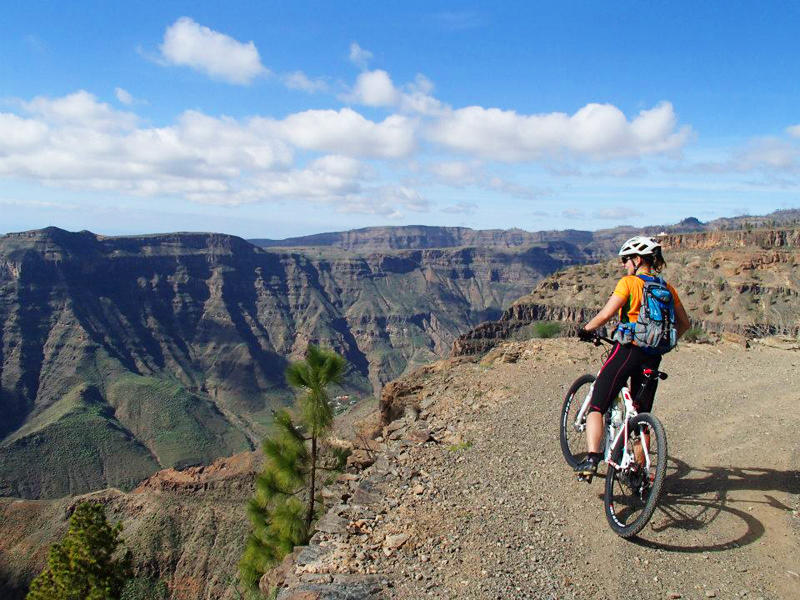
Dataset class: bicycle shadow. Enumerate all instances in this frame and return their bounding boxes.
[631,456,800,553]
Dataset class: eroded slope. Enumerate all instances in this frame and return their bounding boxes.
[0,228,579,498]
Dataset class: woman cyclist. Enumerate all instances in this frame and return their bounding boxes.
[574,236,691,477]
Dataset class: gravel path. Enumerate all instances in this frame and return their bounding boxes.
[367,339,800,599]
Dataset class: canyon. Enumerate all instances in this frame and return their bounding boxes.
[1,215,798,598]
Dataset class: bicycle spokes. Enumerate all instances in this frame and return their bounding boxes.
[604,413,667,538]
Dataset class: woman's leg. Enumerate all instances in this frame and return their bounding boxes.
[577,343,635,472]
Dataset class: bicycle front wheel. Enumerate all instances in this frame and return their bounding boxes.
[559,374,595,468]
[604,412,667,538]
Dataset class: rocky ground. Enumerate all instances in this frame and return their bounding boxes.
[276,337,800,600]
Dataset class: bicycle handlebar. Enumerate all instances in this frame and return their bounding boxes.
[593,333,615,346]
[577,329,614,346]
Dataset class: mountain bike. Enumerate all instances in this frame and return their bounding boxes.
[559,332,668,538]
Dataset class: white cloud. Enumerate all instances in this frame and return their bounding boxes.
[339,185,430,218]
[159,17,268,85]
[283,71,329,93]
[307,155,366,178]
[22,90,138,131]
[786,124,800,138]
[0,91,428,215]
[399,74,446,116]
[487,177,549,200]
[428,101,692,161]
[273,108,415,158]
[676,135,800,176]
[115,87,134,105]
[427,160,482,186]
[735,137,799,171]
[348,42,373,70]
[426,161,548,199]
[0,99,297,199]
[592,166,648,178]
[562,208,585,219]
[408,74,434,96]
[346,70,400,107]
[441,201,478,215]
[592,207,643,220]
[0,198,80,210]
[248,159,364,201]
[114,87,149,107]
[342,70,446,116]
[0,113,49,151]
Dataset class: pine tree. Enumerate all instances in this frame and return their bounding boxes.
[27,502,131,600]
[238,345,347,593]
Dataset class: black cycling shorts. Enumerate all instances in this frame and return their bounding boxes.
[588,343,661,415]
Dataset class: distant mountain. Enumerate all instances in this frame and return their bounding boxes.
[250,209,800,253]
[454,227,800,356]
[3,209,797,499]
[250,225,594,252]
[0,228,583,498]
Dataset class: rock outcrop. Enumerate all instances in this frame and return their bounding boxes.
[453,227,800,357]
[0,451,260,600]
[0,228,587,498]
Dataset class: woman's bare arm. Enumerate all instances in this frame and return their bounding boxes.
[674,303,691,339]
[584,294,626,332]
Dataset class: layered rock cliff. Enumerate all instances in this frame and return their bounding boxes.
[0,228,584,498]
[453,227,800,356]
[0,451,259,600]
[250,225,594,253]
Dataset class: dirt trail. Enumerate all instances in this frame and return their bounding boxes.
[370,339,800,599]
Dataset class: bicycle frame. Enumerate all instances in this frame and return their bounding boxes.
[572,377,652,472]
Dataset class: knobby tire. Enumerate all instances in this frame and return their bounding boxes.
[560,374,596,469]
[603,412,667,538]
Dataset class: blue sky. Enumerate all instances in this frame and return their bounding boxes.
[1,1,799,239]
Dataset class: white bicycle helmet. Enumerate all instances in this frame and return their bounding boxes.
[618,236,660,257]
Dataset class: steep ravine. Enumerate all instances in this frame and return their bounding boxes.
[0,228,585,499]
[4,338,797,599]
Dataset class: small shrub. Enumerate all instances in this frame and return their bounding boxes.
[683,327,704,343]
[447,440,473,452]
[121,579,169,600]
[532,321,562,339]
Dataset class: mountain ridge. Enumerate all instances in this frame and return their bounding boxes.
[248,208,800,253]
[453,226,800,357]
[1,228,576,498]
[3,212,798,499]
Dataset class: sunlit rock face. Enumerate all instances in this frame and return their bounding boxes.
[0,227,583,499]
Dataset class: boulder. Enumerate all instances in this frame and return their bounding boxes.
[260,546,304,595]
[757,335,800,351]
[721,331,749,348]
[346,449,376,470]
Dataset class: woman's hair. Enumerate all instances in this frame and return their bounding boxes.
[639,247,666,273]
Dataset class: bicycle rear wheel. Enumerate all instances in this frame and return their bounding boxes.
[559,374,595,469]
[603,412,667,538]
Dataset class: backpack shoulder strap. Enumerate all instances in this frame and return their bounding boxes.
[637,274,666,286]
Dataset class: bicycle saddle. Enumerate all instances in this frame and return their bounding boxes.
[642,368,668,380]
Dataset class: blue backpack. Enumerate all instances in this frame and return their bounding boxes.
[614,274,677,354]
